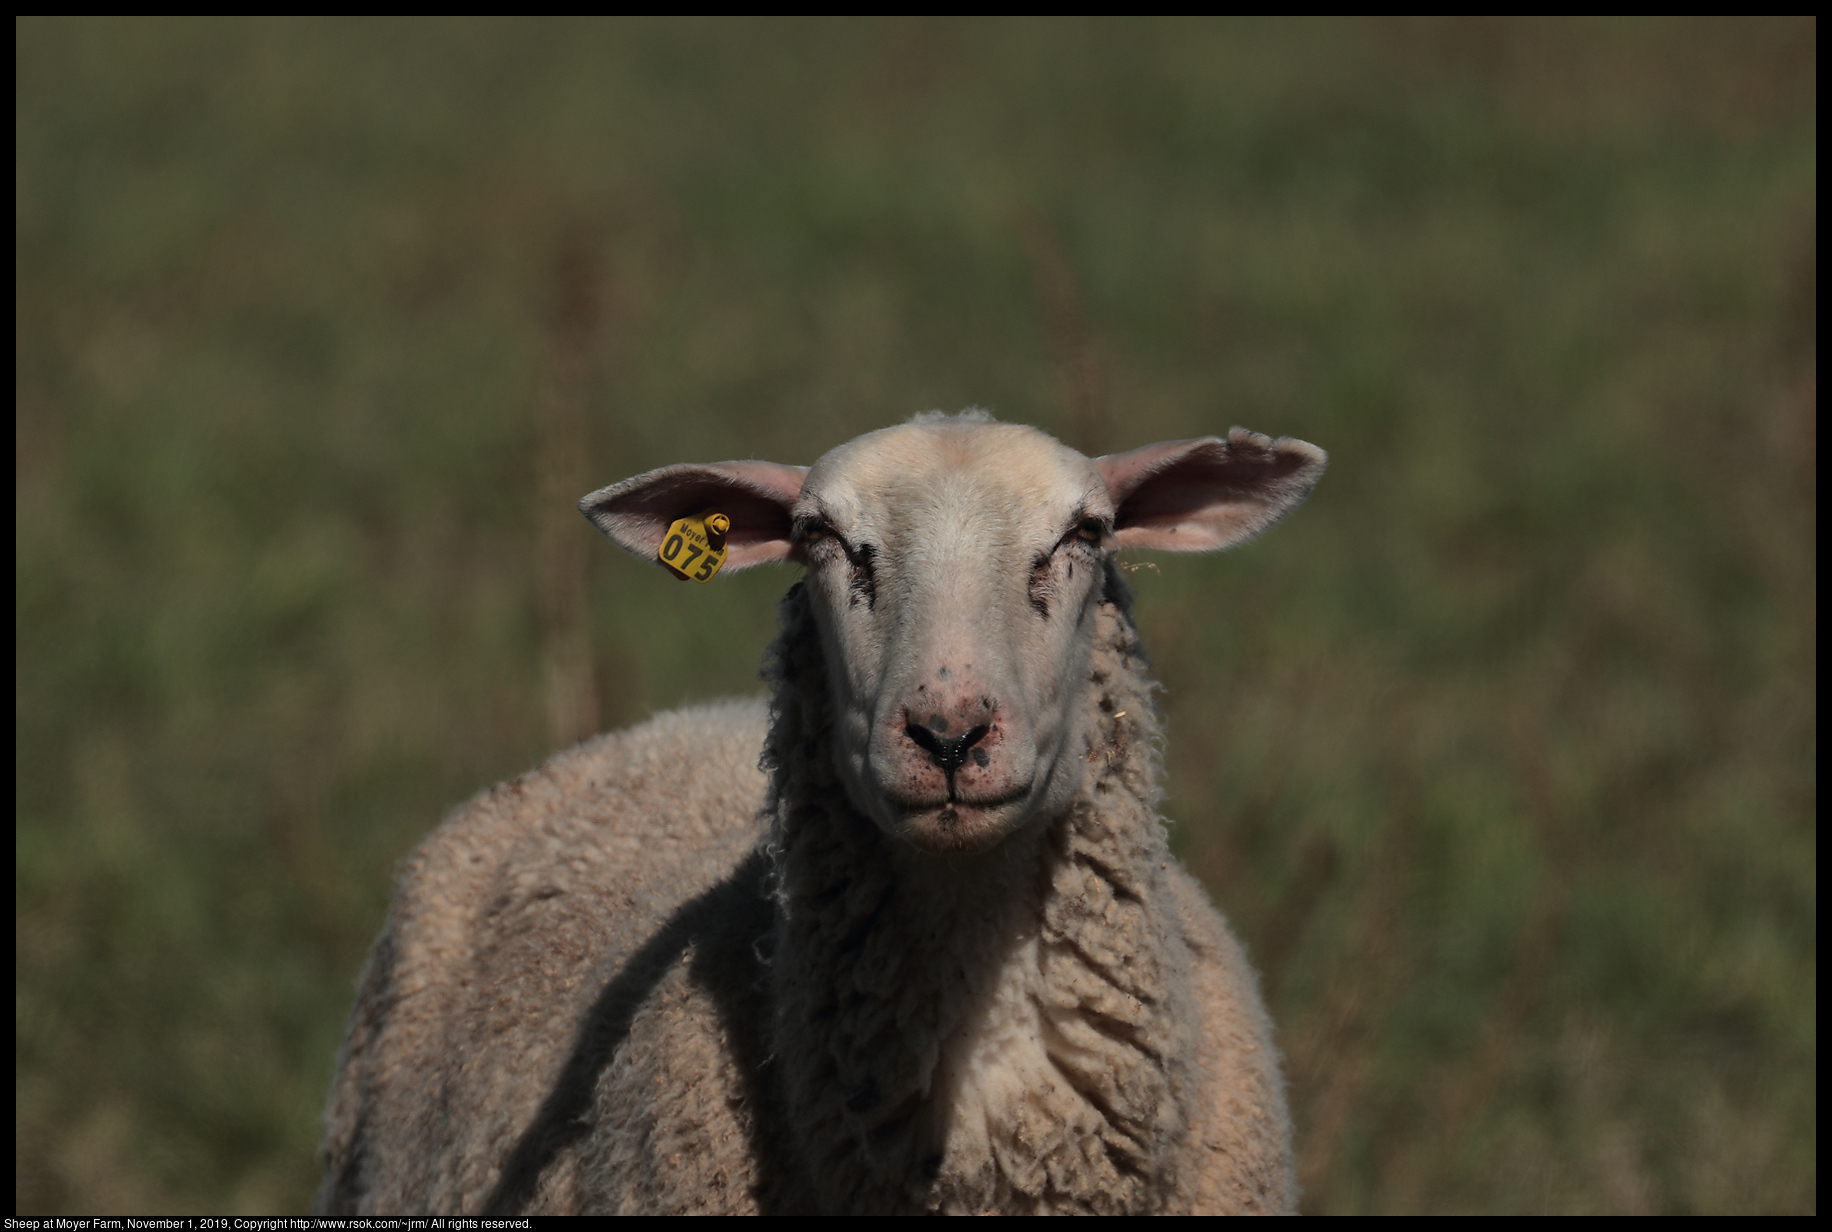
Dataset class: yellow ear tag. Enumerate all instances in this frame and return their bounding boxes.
[657,511,730,583]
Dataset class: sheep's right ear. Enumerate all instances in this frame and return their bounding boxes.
[579,460,808,570]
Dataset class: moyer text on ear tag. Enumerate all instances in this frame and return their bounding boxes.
[658,511,730,583]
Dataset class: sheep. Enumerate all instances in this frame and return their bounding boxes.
[316,409,1326,1215]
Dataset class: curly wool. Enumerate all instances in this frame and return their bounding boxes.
[316,566,1293,1215]
[761,562,1290,1214]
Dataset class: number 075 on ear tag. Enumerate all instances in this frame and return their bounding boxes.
[657,511,730,583]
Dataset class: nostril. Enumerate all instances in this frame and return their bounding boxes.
[905,723,943,758]
[905,720,994,774]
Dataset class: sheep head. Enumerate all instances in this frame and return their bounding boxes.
[582,415,1324,857]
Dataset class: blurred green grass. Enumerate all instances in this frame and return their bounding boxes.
[15,17,1814,1214]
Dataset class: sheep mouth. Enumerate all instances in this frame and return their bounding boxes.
[883,788,1035,856]
[881,783,1031,815]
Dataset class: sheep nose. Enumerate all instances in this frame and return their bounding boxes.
[904,721,992,773]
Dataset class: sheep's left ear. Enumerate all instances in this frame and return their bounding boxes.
[1096,427,1326,552]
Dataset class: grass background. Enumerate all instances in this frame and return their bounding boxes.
[15,17,1815,1214]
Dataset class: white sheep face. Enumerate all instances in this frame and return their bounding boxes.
[581,413,1326,858]
[790,420,1116,854]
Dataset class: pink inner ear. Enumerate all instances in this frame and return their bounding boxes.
[705,461,808,568]
[715,460,809,508]
[581,460,808,571]
[1096,439,1213,508]
[1096,430,1326,553]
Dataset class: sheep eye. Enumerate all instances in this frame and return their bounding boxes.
[1075,517,1108,546]
[792,516,847,571]
[792,515,833,543]
[794,516,876,607]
